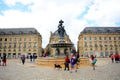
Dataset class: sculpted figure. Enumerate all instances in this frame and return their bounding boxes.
[58,20,65,37]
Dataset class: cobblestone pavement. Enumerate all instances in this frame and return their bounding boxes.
[0,58,120,80]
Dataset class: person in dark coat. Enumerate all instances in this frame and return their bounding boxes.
[33,54,37,62]
[0,57,2,66]
[30,54,33,62]
[21,55,25,65]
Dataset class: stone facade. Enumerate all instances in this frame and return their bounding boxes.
[0,28,42,58]
[78,27,120,57]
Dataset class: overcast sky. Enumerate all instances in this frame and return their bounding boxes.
[0,0,120,49]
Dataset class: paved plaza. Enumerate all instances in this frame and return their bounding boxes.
[0,58,120,80]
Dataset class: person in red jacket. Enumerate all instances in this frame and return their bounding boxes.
[64,55,70,71]
[119,53,120,62]
[114,52,120,63]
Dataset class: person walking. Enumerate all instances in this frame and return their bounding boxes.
[74,53,80,72]
[114,52,120,63]
[30,54,33,62]
[70,54,76,73]
[21,55,25,65]
[91,55,97,70]
[119,53,120,62]
[64,55,70,71]
[2,53,7,66]
[110,54,114,63]
[0,56,1,66]
[33,54,37,62]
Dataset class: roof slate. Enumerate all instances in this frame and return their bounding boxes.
[81,27,120,34]
[0,28,40,35]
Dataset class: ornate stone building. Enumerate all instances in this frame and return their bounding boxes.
[0,28,42,58]
[45,20,75,57]
[78,27,120,57]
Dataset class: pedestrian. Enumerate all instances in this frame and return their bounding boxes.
[0,57,1,66]
[21,55,25,65]
[119,53,120,62]
[110,54,114,63]
[70,54,76,73]
[114,52,120,63]
[30,54,32,62]
[64,55,70,71]
[74,53,80,72]
[91,55,97,70]
[19,55,22,63]
[33,54,37,62]
[2,53,7,66]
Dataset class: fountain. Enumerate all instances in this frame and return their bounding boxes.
[36,20,90,67]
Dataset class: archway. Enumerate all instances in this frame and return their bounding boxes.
[13,53,16,58]
[8,53,11,58]
[18,53,21,58]
[55,48,60,56]
[100,52,104,57]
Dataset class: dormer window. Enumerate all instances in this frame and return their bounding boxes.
[116,30,120,33]
[98,30,102,33]
[0,32,5,35]
[19,31,23,34]
[9,31,14,35]
[29,31,33,34]
[34,30,37,33]
[107,30,111,33]
[88,30,92,33]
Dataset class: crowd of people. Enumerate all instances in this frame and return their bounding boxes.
[64,52,80,73]
[0,53,38,66]
[20,54,37,65]
[63,51,98,72]
[1,51,119,72]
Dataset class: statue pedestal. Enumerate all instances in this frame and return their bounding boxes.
[59,37,65,43]
[36,57,90,68]
[55,48,66,58]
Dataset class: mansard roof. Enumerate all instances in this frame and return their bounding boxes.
[81,27,120,34]
[0,28,40,35]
